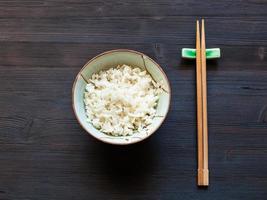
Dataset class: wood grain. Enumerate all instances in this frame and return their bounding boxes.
[0,0,267,199]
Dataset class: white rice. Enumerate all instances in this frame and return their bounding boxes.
[84,64,162,136]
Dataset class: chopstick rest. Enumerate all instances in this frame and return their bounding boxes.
[182,48,221,59]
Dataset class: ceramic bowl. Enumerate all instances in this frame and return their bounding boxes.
[72,49,171,145]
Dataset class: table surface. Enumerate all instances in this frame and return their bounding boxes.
[1,0,267,199]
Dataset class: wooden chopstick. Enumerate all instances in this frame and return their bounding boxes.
[196,20,204,186]
[200,19,209,186]
[196,19,209,186]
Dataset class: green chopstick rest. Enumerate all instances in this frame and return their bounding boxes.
[182,48,221,59]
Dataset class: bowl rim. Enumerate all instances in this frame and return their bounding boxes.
[72,49,171,145]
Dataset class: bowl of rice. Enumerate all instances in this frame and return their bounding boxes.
[72,49,171,145]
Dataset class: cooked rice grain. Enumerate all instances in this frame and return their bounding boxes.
[84,64,162,136]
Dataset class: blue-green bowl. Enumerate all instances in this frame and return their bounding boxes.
[72,49,171,145]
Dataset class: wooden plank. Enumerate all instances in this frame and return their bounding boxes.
[0,17,266,45]
[0,42,266,70]
[0,0,266,18]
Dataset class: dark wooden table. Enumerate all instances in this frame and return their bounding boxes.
[1,1,267,199]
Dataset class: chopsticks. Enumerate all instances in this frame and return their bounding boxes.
[196,19,209,186]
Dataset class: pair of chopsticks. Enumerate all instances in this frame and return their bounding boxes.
[196,19,209,186]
